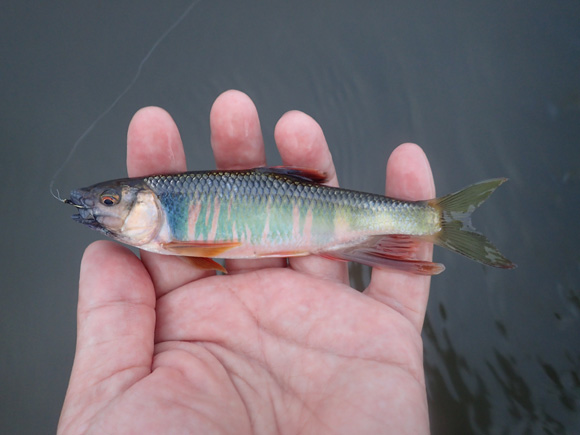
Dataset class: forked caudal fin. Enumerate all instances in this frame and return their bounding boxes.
[320,179,515,275]
[428,178,516,269]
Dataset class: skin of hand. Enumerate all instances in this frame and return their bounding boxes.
[58,90,435,434]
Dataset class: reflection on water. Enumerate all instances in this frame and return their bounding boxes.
[425,297,580,433]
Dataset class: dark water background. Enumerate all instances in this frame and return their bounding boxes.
[2,1,579,433]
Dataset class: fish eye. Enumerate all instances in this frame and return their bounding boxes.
[100,189,120,206]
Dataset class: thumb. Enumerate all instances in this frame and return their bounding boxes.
[60,241,155,427]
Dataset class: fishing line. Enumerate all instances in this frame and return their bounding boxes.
[50,0,203,202]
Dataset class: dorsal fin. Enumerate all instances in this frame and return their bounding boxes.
[257,166,329,184]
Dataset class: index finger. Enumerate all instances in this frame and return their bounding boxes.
[127,106,214,296]
[210,90,286,273]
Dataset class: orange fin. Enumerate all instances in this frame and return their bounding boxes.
[258,166,328,184]
[319,235,445,276]
[180,256,227,274]
[256,250,310,258]
[162,241,241,258]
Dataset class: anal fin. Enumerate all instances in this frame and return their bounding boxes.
[320,235,445,276]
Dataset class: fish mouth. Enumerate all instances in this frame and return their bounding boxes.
[67,190,103,231]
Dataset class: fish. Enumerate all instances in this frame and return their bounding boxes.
[65,166,516,275]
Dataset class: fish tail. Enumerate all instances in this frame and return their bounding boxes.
[428,178,516,269]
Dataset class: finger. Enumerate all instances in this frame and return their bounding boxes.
[61,242,155,417]
[364,143,435,332]
[126,106,187,177]
[210,90,285,273]
[274,111,348,284]
[127,107,213,296]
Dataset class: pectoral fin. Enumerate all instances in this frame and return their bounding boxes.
[319,235,445,275]
[162,241,242,257]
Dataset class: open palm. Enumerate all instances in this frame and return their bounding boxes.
[58,90,434,434]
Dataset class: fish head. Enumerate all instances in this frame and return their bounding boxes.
[67,178,162,247]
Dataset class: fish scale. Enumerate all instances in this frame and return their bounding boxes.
[143,169,437,245]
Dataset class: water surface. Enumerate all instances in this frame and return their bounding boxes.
[1,1,579,433]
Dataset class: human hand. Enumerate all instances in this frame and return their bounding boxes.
[58,90,434,434]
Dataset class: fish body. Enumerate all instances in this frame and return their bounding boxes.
[67,167,515,275]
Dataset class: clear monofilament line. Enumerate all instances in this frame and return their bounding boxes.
[49,0,203,201]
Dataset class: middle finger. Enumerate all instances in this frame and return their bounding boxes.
[210,90,286,273]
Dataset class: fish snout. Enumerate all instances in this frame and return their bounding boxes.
[68,189,100,229]
[67,189,95,208]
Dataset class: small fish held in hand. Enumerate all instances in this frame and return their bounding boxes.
[64,166,515,275]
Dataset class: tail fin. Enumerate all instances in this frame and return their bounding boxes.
[429,178,516,269]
